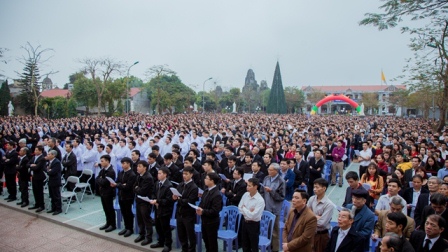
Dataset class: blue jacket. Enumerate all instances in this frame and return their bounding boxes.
[281,169,295,201]
[346,204,375,251]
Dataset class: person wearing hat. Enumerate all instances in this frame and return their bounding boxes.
[346,187,375,251]
[111,157,136,237]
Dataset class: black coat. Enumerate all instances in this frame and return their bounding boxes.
[96,166,116,197]
[3,149,19,174]
[224,179,247,206]
[154,180,174,217]
[116,169,137,201]
[414,193,430,228]
[61,152,77,178]
[148,162,161,183]
[293,159,310,188]
[198,186,223,224]
[325,226,364,252]
[16,156,30,181]
[420,205,448,240]
[176,180,199,218]
[46,159,62,187]
[402,187,429,216]
[134,171,154,204]
[27,154,47,181]
[410,229,448,252]
[308,157,325,181]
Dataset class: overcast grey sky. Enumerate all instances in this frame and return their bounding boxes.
[0,0,414,92]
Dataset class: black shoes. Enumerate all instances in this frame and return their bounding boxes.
[124,230,133,237]
[150,243,164,248]
[20,203,29,208]
[28,206,39,210]
[118,229,127,236]
[162,246,172,252]
[339,184,342,187]
[16,202,23,205]
[35,207,44,213]
[105,226,116,232]
[7,198,16,202]
[47,210,55,214]
[141,239,152,246]
[134,235,145,243]
[52,211,62,215]
[99,224,109,230]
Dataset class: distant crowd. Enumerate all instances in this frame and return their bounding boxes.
[1,114,448,252]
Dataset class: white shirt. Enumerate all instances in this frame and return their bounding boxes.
[238,191,265,221]
[424,235,440,250]
[359,149,372,166]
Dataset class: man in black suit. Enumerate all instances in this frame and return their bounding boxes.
[307,149,325,196]
[152,145,164,166]
[197,172,223,252]
[173,166,199,252]
[96,154,116,232]
[61,142,77,191]
[147,152,161,183]
[250,161,266,182]
[404,157,420,186]
[134,160,155,246]
[111,157,137,237]
[48,137,62,161]
[150,167,174,252]
[28,146,46,212]
[16,147,30,207]
[414,176,442,228]
[325,208,364,252]
[3,141,19,201]
[410,214,448,252]
[163,153,181,185]
[221,155,237,188]
[420,193,448,240]
[293,151,309,189]
[45,150,62,215]
[221,167,246,206]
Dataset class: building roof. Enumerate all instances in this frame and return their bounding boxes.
[41,89,71,98]
[129,87,141,98]
[302,84,406,93]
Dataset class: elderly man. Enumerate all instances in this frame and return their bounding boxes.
[379,233,403,252]
[373,196,415,240]
[262,163,285,252]
[282,189,317,252]
[375,178,407,215]
[420,193,448,240]
[415,176,443,228]
[325,208,364,252]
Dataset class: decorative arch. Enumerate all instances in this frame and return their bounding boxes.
[310,94,361,115]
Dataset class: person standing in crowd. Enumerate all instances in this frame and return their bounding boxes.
[45,150,62,215]
[358,142,372,178]
[307,149,325,196]
[62,142,77,191]
[414,176,443,228]
[197,172,223,252]
[307,178,334,252]
[173,166,199,252]
[279,159,295,201]
[262,163,285,252]
[150,167,174,252]
[238,177,265,252]
[27,146,46,212]
[410,214,448,252]
[222,167,247,206]
[325,208,364,252]
[111,157,136,237]
[133,160,155,246]
[3,141,19,201]
[16,147,30,207]
[96,155,116,232]
[282,189,317,252]
[331,140,345,187]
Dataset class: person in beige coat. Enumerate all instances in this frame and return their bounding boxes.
[282,189,317,252]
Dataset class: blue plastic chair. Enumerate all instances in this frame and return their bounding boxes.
[113,189,122,229]
[218,206,241,252]
[279,200,291,249]
[169,202,180,248]
[259,211,276,252]
[330,221,338,232]
[131,200,140,234]
[370,236,381,252]
[222,193,227,207]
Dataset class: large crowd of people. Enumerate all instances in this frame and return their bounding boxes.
[1,113,448,252]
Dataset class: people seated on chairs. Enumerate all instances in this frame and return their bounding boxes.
[45,150,62,215]
[110,157,136,238]
[307,178,334,252]
[379,233,403,252]
[149,167,174,252]
[345,188,375,251]
[197,172,224,252]
[373,196,415,240]
[375,178,407,215]
[221,167,246,206]
[173,166,199,252]
[419,193,448,240]
[325,208,364,252]
[96,154,116,232]
[238,177,265,252]
[414,176,443,228]
[282,189,317,252]
[262,163,286,252]
[410,214,448,252]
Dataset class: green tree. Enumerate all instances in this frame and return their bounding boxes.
[267,62,287,114]
[284,86,305,113]
[360,93,379,114]
[103,78,126,116]
[307,89,326,105]
[72,74,97,115]
[388,89,410,116]
[0,80,11,116]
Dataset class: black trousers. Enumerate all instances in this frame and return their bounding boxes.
[177,215,196,252]
[18,178,29,203]
[5,173,17,199]
[118,198,134,230]
[48,185,62,212]
[241,220,260,252]
[0,167,3,193]
[359,165,368,178]
[101,195,116,227]
[137,202,153,239]
[201,220,220,252]
[155,212,172,248]
[32,178,45,208]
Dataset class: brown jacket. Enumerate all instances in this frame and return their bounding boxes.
[282,206,317,252]
[374,209,415,239]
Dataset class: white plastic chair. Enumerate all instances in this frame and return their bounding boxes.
[61,176,82,214]
[76,169,94,202]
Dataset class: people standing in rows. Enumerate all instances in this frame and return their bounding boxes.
[331,140,345,187]
[133,160,154,246]
[2,141,19,202]
[45,150,62,215]
[96,155,116,232]
[307,149,325,196]
[27,146,46,212]
[221,167,246,206]
[62,142,77,191]
[16,147,30,207]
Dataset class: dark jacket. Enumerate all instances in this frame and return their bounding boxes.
[16,156,30,181]
[27,154,47,181]
[46,158,62,187]
[198,186,223,224]
[176,180,199,218]
[224,179,247,206]
[414,193,430,228]
[61,151,77,177]
[96,165,116,197]
[154,179,174,217]
[3,149,19,174]
[293,159,309,188]
[325,226,364,252]
[308,157,325,181]
[420,205,448,240]
[134,171,154,204]
[116,169,137,201]
[148,162,160,183]
[402,187,429,216]
[164,163,181,184]
[410,229,448,252]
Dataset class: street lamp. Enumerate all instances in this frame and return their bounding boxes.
[126,61,139,114]
[202,77,212,114]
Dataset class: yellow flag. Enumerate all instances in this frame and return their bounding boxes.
[381,71,387,84]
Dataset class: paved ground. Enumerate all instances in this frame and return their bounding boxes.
[0,161,359,252]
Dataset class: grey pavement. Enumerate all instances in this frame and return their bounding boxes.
[0,161,360,252]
